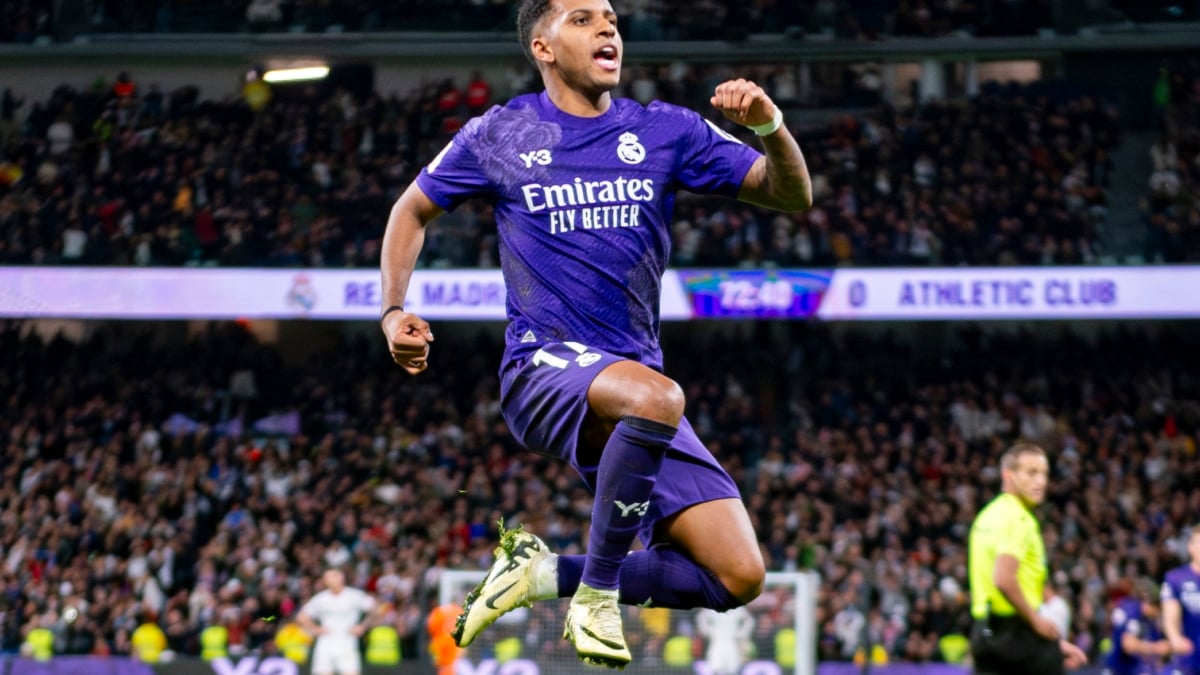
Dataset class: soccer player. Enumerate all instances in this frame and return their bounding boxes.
[296,570,377,675]
[379,0,811,667]
[696,606,756,675]
[1105,578,1170,675]
[967,443,1087,675]
[1163,527,1200,675]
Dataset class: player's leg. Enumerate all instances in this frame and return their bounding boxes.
[338,645,362,675]
[555,417,763,610]
[333,637,362,675]
[563,360,685,668]
[454,346,750,665]
[453,341,629,649]
[649,497,765,603]
[310,638,335,675]
[454,516,758,649]
[580,360,684,595]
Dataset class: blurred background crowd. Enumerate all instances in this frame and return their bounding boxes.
[2,318,1198,665]
[0,0,1086,43]
[1,62,1172,269]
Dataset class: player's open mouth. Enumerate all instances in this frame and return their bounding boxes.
[594,46,619,72]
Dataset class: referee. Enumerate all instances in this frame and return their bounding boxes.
[967,443,1087,674]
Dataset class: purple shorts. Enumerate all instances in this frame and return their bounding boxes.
[499,340,741,546]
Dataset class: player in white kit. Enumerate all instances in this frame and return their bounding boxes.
[296,569,377,675]
[696,606,755,675]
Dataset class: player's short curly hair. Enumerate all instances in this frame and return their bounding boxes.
[517,0,556,65]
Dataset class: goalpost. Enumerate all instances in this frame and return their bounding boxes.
[438,569,818,675]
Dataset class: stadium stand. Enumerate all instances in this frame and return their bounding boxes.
[0,72,1116,268]
[1,319,1197,663]
[1142,58,1200,263]
[0,0,1060,42]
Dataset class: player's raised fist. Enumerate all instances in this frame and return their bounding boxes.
[382,310,435,375]
[710,79,777,129]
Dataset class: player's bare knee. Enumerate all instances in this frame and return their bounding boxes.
[624,376,685,426]
[656,377,686,423]
[720,557,766,605]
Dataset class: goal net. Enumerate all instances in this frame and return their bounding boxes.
[437,569,818,675]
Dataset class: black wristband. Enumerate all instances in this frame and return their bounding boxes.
[380,305,405,322]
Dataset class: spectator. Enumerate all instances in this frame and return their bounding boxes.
[112,72,136,100]
[464,71,492,113]
[246,0,283,28]
[45,114,73,155]
[1142,62,1200,261]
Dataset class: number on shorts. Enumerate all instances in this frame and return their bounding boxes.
[532,342,597,369]
[532,348,569,369]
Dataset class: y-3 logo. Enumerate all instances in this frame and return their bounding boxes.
[615,500,649,518]
[520,150,552,168]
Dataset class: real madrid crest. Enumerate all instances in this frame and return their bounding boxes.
[616,132,645,165]
[286,273,318,313]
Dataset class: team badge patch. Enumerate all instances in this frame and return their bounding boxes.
[617,132,645,165]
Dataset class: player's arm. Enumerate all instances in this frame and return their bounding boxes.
[710,79,812,213]
[351,613,375,637]
[381,182,442,375]
[1163,595,1195,654]
[993,554,1059,640]
[1121,630,1171,657]
[295,609,325,636]
[350,595,379,637]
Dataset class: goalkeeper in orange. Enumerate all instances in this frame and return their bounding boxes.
[428,604,464,675]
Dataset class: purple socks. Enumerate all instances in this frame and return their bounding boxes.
[580,416,675,590]
[560,546,741,611]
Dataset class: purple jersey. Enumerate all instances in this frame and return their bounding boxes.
[1162,565,1200,670]
[1107,597,1162,675]
[416,91,760,371]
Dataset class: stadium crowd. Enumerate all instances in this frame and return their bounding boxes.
[1143,58,1200,263]
[0,0,1057,42]
[1,318,1197,665]
[0,68,1116,269]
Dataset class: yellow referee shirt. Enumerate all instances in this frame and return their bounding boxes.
[968,492,1047,620]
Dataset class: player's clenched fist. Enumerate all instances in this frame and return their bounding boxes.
[710,79,777,129]
[382,310,435,375]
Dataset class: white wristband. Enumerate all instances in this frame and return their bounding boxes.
[748,108,783,136]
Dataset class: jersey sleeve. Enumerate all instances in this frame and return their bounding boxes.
[360,590,377,614]
[299,593,321,619]
[416,116,494,212]
[992,512,1030,558]
[671,105,762,198]
[1162,576,1179,603]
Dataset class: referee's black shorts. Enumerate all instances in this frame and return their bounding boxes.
[971,615,1064,675]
